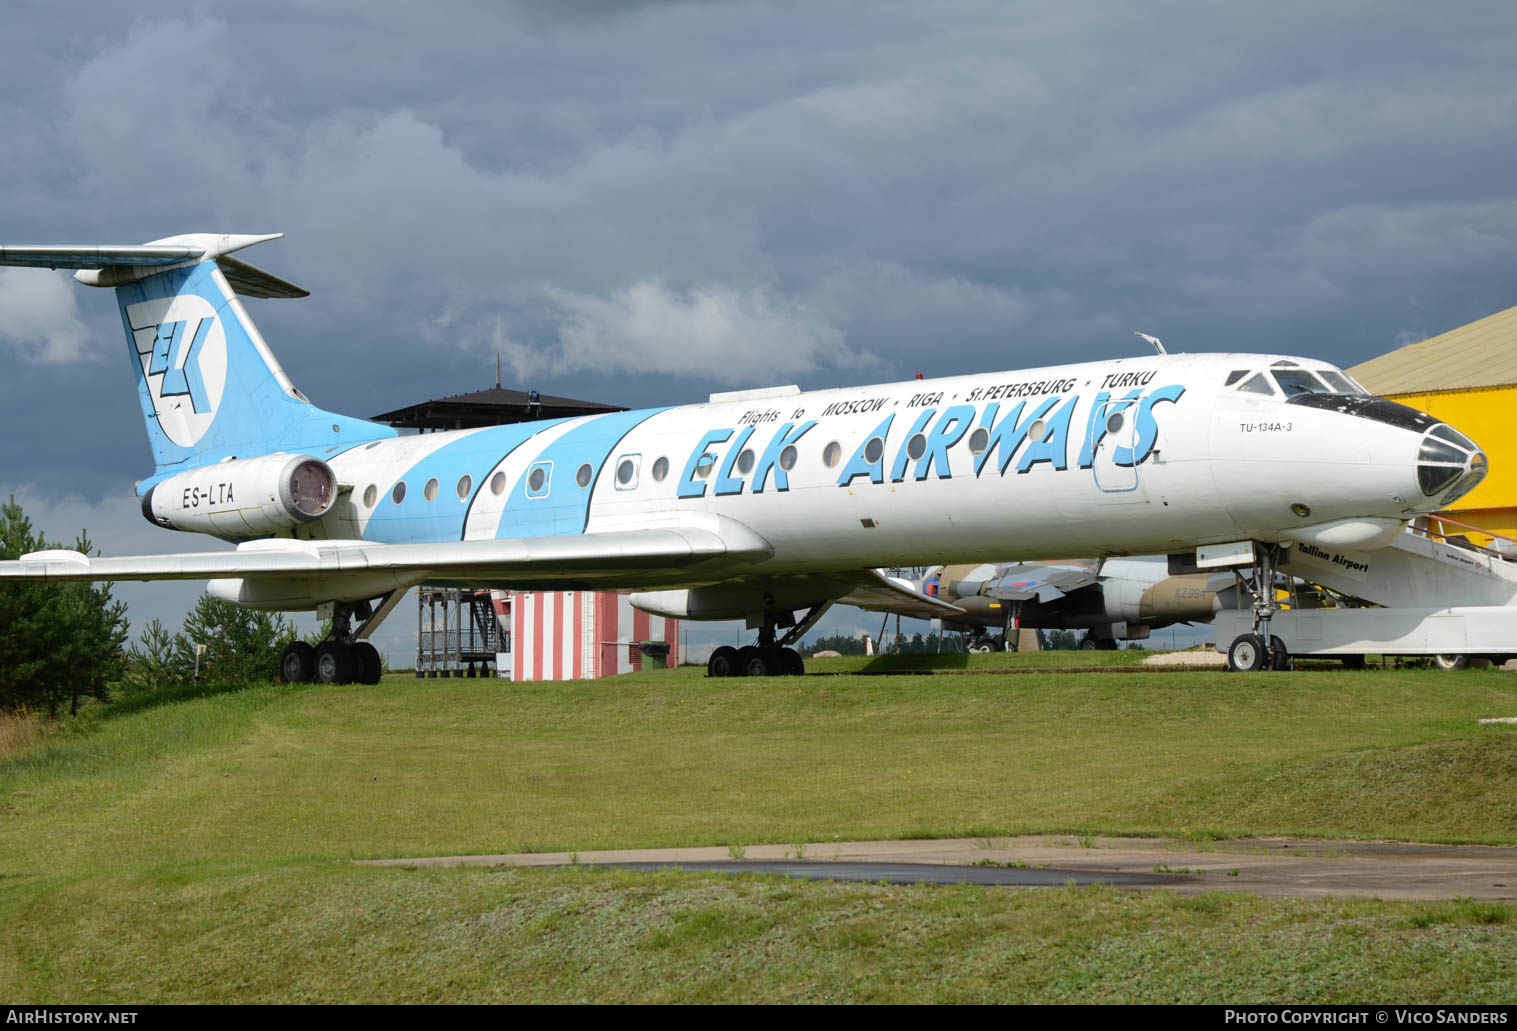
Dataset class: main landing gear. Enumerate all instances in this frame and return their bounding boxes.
[707,603,830,678]
[1226,543,1292,672]
[280,592,400,685]
[967,629,997,653]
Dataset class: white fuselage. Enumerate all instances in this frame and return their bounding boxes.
[148,351,1478,596]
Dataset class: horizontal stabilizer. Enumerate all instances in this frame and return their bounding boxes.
[0,244,203,269]
[218,255,310,299]
[0,234,306,298]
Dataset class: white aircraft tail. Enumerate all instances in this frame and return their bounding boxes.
[0,234,393,478]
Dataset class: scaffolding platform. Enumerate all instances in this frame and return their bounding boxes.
[416,587,505,677]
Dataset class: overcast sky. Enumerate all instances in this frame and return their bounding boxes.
[3,1,1515,658]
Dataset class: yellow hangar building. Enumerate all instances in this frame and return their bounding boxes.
[1349,305,1517,545]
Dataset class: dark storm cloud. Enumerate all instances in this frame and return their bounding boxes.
[3,0,1516,520]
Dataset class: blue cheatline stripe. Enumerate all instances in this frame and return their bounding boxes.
[362,422,567,544]
[500,408,671,538]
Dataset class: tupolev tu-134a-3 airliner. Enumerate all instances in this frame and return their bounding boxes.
[0,234,1489,679]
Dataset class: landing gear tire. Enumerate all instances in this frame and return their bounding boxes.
[1228,633,1269,672]
[280,641,315,683]
[780,647,805,676]
[739,646,772,678]
[1434,653,1469,671]
[1081,636,1100,651]
[315,641,357,684]
[1270,635,1292,671]
[1340,654,1367,670]
[708,646,740,678]
[353,641,382,685]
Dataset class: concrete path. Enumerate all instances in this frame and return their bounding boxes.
[358,834,1517,901]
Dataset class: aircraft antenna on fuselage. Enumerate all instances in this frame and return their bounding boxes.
[1135,331,1167,355]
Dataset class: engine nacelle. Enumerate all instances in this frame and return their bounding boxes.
[632,583,835,622]
[208,573,409,611]
[143,454,337,537]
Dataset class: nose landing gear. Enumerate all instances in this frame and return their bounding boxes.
[1226,543,1292,672]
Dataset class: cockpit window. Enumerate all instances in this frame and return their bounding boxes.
[1270,369,1332,397]
[1317,370,1359,394]
[1235,365,1363,398]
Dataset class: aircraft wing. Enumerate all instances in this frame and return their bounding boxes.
[834,570,967,621]
[0,521,774,589]
[983,561,1100,603]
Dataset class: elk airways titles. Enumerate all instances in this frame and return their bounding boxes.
[677,382,1186,498]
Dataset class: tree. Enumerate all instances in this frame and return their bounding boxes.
[122,619,177,695]
[0,497,130,717]
[801,633,868,656]
[1037,629,1081,650]
[169,593,295,684]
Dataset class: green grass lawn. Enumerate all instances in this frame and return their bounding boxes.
[3,658,1516,1002]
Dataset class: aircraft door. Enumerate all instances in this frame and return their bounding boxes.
[1092,398,1140,494]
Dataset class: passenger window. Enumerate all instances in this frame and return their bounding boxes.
[526,462,552,498]
[615,454,640,490]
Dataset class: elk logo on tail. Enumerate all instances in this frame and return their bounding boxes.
[126,293,227,447]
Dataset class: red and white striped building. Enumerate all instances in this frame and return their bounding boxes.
[490,590,680,680]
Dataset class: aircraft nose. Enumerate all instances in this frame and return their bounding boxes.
[1417,424,1487,506]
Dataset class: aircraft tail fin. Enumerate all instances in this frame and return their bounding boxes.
[0,234,393,480]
